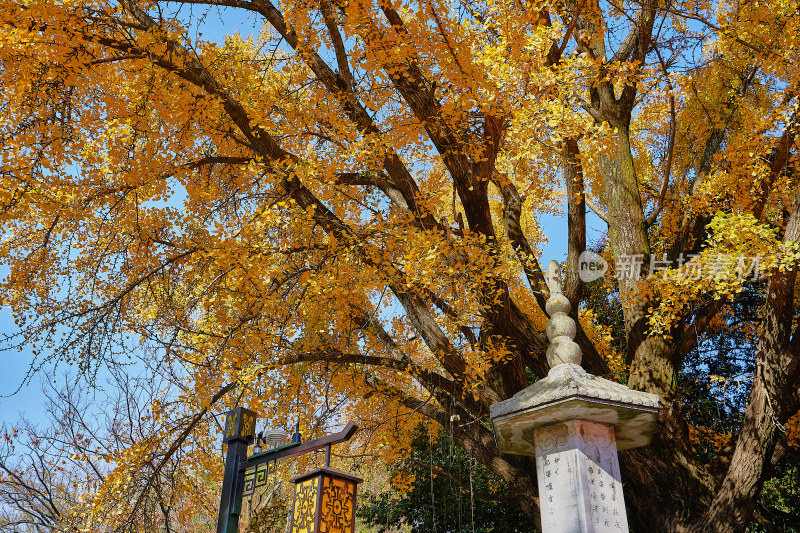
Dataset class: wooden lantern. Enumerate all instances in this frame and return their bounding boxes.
[290,466,362,533]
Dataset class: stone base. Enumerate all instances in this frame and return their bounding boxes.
[535,420,629,533]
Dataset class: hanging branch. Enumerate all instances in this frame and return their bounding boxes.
[406,457,517,502]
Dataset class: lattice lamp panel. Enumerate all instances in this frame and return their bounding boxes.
[290,467,362,533]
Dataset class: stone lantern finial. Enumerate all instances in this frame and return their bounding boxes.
[546,260,564,296]
[544,261,581,369]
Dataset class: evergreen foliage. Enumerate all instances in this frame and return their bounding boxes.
[359,426,530,533]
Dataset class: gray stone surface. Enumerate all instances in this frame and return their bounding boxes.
[536,420,629,532]
[543,262,582,367]
[490,365,659,454]
[546,337,582,367]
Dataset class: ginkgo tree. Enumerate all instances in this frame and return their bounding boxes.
[0,0,799,530]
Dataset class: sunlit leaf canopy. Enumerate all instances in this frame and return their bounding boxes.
[1,0,567,435]
[0,0,799,529]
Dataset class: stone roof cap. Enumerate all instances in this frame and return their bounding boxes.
[490,365,660,454]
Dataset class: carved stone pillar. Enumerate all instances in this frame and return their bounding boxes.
[489,261,659,533]
[535,420,628,532]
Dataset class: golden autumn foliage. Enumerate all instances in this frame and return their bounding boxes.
[0,0,799,531]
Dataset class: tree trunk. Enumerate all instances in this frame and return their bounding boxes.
[691,377,781,532]
[621,404,715,531]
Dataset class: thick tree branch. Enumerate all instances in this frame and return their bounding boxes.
[752,94,800,220]
[378,3,494,236]
[676,299,726,359]
[182,155,253,169]
[672,64,759,258]
[319,0,352,90]
[278,349,461,399]
[494,174,548,309]
[585,197,609,224]
[564,138,585,307]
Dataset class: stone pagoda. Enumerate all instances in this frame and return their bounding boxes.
[490,261,660,532]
